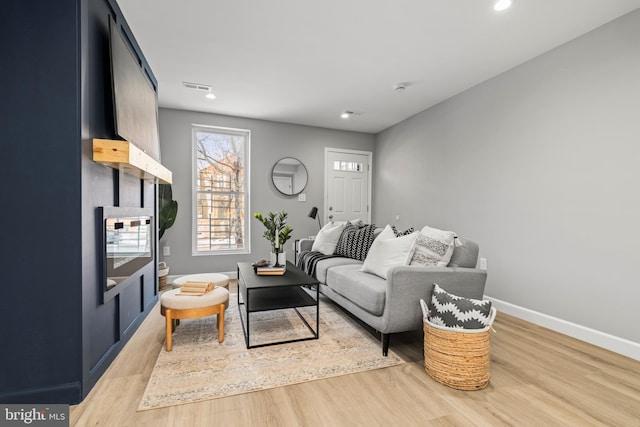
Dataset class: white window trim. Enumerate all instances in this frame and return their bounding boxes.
[191,124,251,256]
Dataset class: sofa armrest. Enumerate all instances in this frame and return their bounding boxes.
[388,265,487,300]
[382,266,488,331]
[298,238,315,253]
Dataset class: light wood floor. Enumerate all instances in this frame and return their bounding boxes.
[70,283,640,426]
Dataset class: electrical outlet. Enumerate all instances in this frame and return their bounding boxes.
[298,193,306,202]
[479,257,487,270]
[163,246,171,256]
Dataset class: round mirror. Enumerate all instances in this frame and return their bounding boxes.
[271,157,308,196]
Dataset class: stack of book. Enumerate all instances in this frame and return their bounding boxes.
[177,281,215,296]
[256,264,286,276]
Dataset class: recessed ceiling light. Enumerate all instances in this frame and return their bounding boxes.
[205,92,216,100]
[341,111,353,119]
[494,0,512,11]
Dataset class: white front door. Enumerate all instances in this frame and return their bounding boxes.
[324,148,372,224]
[272,175,292,194]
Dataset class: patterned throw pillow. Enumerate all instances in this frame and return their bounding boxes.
[410,225,456,267]
[334,223,355,254]
[391,225,415,237]
[334,223,377,261]
[428,284,493,329]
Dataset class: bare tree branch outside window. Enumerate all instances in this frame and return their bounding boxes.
[194,127,249,253]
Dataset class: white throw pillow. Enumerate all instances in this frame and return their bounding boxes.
[348,218,364,227]
[311,222,346,255]
[361,225,417,279]
[375,223,396,240]
[410,225,456,267]
[332,218,365,228]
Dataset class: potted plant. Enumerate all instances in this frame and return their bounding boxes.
[254,211,293,265]
[159,184,178,239]
[158,184,178,289]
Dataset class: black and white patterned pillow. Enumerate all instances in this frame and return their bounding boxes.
[334,223,355,254]
[391,225,415,237]
[427,284,493,329]
[334,223,377,261]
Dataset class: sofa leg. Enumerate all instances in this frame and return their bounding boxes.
[381,333,390,356]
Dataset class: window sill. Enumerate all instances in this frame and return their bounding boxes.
[192,249,251,257]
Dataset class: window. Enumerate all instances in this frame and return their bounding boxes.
[333,160,363,172]
[193,125,250,255]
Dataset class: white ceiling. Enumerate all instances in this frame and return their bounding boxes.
[117,0,640,134]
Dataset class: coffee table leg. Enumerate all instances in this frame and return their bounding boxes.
[237,266,251,349]
[246,288,251,347]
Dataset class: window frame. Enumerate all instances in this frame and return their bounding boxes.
[191,124,251,256]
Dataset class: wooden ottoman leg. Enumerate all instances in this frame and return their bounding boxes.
[165,308,173,351]
[217,305,225,343]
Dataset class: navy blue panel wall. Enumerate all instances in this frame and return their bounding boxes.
[0,0,83,403]
[79,0,159,398]
[0,0,159,403]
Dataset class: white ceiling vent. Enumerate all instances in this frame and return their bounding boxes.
[182,81,212,92]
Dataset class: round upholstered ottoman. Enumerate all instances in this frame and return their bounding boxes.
[172,273,230,290]
[172,273,230,310]
[160,287,230,351]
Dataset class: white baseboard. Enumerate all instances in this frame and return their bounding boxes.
[486,296,640,361]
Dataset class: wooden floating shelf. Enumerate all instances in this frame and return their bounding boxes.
[93,139,172,184]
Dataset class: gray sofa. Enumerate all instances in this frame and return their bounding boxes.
[298,236,488,355]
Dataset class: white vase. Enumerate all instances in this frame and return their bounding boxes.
[269,251,286,266]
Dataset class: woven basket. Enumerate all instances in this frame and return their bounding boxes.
[159,262,170,291]
[159,274,168,290]
[422,307,496,391]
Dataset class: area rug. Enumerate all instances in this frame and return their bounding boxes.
[138,295,405,410]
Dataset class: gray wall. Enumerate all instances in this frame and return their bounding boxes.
[373,10,640,344]
[158,108,375,275]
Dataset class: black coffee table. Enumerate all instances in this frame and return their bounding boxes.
[237,261,320,349]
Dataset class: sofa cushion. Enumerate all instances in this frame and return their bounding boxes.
[326,264,387,316]
[410,225,456,267]
[314,257,363,284]
[361,225,417,279]
[311,222,346,255]
[334,223,377,261]
[428,283,493,329]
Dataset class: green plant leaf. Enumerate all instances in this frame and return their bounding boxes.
[159,184,178,239]
[254,210,293,251]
